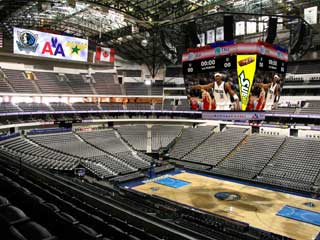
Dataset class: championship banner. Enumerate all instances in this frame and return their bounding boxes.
[13,27,88,62]
[237,55,257,111]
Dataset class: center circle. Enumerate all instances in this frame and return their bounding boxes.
[214,192,241,201]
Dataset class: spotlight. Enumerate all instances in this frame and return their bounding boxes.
[141,39,148,47]
[144,79,151,85]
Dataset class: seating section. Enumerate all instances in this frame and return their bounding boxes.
[0,137,79,170]
[176,99,190,111]
[182,128,247,166]
[29,132,134,177]
[72,102,100,111]
[0,169,160,240]
[33,72,73,94]
[287,61,320,74]
[100,102,123,110]
[169,126,214,159]
[258,138,320,188]
[29,133,106,158]
[2,69,38,93]
[213,134,285,179]
[50,102,74,111]
[169,127,320,192]
[300,101,320,114]
[92,73,122,95]
[18,103,51,112]
[65,74,94,95]
[127,102,151,110]
[116,125,148,151]
[124,83,148,95]
[0,102,22,113]
[0,189,57,240]
[162,99,173,110]
[269,107,297,114]
[151,125,183,151]
[151,85,163,95]
[0,71,14,93]
[78,130,150,170]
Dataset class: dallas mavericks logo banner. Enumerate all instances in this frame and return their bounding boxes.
[237,55,257,111]
[13,27,88,62]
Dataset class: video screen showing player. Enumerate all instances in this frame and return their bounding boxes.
[185,70,285,111]
[248,72,284,111]
[186,70,240,111]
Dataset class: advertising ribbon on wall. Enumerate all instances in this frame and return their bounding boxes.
[237,55,257,111]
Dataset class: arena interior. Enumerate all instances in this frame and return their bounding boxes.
[1,1,320,240]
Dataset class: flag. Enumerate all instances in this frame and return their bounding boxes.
[0,32,3,48]
[95,46,114,63]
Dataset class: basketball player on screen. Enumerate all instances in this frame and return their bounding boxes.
[257,74,280,110]
[191,72,240,110]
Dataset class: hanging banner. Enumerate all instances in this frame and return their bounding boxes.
[304,6,318,24]
[237,55,257,111]
[13,27,88,62]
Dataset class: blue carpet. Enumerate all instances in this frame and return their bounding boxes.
[277,205,320,226]
[155,177,190,188]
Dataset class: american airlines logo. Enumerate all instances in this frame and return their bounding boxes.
[239,70,250,98]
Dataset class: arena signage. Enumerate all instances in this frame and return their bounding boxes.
[237,55,257,111]
[182,42,288,63]
[13,27,88,62]
[182,56,236,74]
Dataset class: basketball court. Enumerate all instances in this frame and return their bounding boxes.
[132,172,320,240]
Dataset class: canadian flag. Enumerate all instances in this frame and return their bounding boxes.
[95,47,115,63]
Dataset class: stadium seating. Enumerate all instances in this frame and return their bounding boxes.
[182,128,247,166]
[258,137,320,187]
[162,99,173,110]
[50,102,74,111]
[33,71,74,94]
[116,125,148,151]
[0,136,79,170]
[91,73,123,95]
[213,134,285,179]
[127,102,151,110]
[151,125,183,151]
[18,102,52,112]
[65,74,95,95]
[78,129,150,170]
[124,83,149,95]
[300,101,320,114]
[169,126,214,159]
[0,168,161,240]
[72,102,101,111]
[0,102,22,113]
[269,107,297,114]
[100,102,123,110]
[2,69,38,93]
[175,99,190,111]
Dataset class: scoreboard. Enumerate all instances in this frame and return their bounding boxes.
[183,56,236,74]
[183,55,287,75]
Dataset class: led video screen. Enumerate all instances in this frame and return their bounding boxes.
[182,43,288,111]
[13,27,88,62]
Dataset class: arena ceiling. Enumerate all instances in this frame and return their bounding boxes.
[0,0,319,72]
